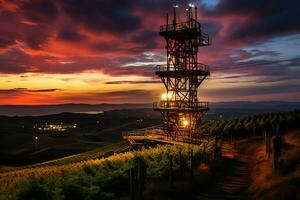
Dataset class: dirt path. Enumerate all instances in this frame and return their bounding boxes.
[197,140,257,200]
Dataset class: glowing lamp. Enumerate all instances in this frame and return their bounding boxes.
[182,119,189,127]
[161,93,167,100]
[161,93,172,100]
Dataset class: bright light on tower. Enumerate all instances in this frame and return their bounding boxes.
[182,119,189,127]
[188,3,195,7]
[161,92,172,100]
[173,4,179,8]
[161,93,167,100]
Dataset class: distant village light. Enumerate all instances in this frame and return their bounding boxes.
[34,123,77,132]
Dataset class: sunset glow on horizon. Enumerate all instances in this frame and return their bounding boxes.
[0,0,299,105]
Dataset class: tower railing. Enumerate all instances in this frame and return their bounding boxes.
[159,19,211,45]
[122,125,212,145]
[122,125,164,139]
[153,100,209,111]
[156,63,209,73]
[160,19,200,32]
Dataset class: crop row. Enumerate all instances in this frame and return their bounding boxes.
[0,142,214,199]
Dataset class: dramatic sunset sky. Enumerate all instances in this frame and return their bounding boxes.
[0,0,299,105]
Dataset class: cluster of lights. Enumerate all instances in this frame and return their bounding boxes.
[161,92,173,100]
[35,123,77,132]
[173,3,195,8]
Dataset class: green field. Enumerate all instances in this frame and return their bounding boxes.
[0,109,161,166]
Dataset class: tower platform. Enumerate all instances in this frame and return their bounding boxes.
[159,20,211,46]
[156,63,210,77]
[122,126,212,146]
[153,101,209,112]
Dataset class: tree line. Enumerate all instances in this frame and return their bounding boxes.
[200,110,300,139]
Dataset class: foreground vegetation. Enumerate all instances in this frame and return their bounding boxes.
[0,143,213,200]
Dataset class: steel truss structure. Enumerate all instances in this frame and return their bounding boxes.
[153,5,211,140]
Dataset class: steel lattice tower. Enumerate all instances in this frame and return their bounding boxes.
[153,5,211,140]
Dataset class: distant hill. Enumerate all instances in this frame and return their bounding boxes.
[206,101,300,120]
[210,101,300,110]
[0,101,299,117]
[0,103,151,116]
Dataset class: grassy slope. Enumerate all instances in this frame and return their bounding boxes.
[0,109,162,166]
[0,119,160,166]
[0,141,130,173]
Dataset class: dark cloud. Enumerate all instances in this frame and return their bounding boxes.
[20,0,58,23]
[31,89,61,92]
[0,88,61,94]
[233,54,300,72]
[59,0,141,34]
[103,89,153,97]
[0,47,59,73]
[91,42,123,52]
[0,37,15,48]
[0,46,157,76]
[201,0,300,40]
[22,24,54,49]
[60,89,156,103]
[101,66,155,77]
[105,80,160,84]
[57,28,86,42]
[205,83,300,97]
[89,31,158,54]
[130,31,160,50]
[0,48,31,73]
[247,49,279,57]
[201,21,222,38]
[0,11,20,48]
[0,0,58,50]
[210,51,300,86]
